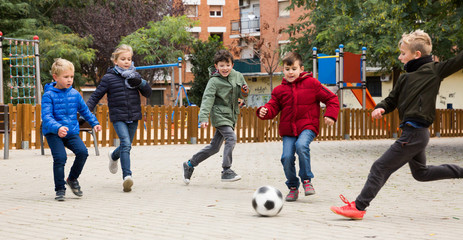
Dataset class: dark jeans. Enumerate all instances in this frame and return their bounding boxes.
[45,134,89,191]
[355,126,463,210]
[190,126,236,169]
[111,121,138,178]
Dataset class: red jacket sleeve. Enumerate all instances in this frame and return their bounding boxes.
[317,85,340,121]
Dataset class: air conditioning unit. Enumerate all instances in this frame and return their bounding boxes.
[380,74,391,82]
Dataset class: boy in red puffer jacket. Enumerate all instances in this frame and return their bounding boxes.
[257,52,340,202]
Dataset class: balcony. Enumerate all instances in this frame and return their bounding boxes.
[231,18,260,35]
[234,58,261,73]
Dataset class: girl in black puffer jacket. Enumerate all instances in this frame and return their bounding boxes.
[87,44,151,192]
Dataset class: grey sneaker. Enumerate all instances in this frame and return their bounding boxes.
[183,161,194,185]
[108,149,118,174]
[285,187,298,201]
[66,178,83,197]
[303,180,315,196]
[123,176,133,192]
[55,189,65,201]
[221,169,241,182]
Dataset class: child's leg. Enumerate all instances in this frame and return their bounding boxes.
[189,129,224,167]
[64,134,89,180]
[295,129,316,181]
[281,136,298,189]
[216,126,237,169]
[45,134,68,191]
[112,121,138,178]
[409,148,463,181]
[355,127,429,210]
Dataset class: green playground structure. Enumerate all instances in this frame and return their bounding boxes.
[0,31,41,105]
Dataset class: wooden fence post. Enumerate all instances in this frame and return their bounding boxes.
[434,109,441,137]
[343,108,350,140]
[35,104,41,148]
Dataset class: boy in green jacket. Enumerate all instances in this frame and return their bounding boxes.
[183,50,249,185]
[331,29,463,220]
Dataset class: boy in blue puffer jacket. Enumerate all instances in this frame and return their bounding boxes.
[42,58,102,201]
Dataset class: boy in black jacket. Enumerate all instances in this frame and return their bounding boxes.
[330,29,463,220]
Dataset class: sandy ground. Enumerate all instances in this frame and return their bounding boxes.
[0,137,462,239]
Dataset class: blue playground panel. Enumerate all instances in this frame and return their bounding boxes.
[317,53,336,84]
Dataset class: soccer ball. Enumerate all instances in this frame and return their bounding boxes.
[252,186,284,217]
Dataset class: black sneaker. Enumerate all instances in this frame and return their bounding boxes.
[221,169,241,182]
[66,178,83,197]
[183,161,194,185]
[55,189,65,201]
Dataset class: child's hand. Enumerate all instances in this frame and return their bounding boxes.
[94,125,102,132]
[200,122,208,128]
[241,84,249,97]
[372,108,385,119]
[127,72,142,87]
[259,107,268,118]
[324,117,335,126]
[58,126,68,138]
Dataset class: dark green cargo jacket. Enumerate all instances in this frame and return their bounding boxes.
[199,68,248,128]
[376,51,463,127]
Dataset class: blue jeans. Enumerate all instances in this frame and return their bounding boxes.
[111,121,138,178]
[281,129,316,189]
[45,134,89,191]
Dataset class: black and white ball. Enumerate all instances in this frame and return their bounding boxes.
[252,186,284,217]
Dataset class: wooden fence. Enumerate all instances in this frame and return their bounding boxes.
[1,104,463,150]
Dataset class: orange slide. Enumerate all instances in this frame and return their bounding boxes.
[346,83,376,109]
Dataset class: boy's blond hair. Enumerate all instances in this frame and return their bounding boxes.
[51,58,75,76]
[399,29,432,55]
[111,44,133,63]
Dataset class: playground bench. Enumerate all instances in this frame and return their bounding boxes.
[40,114,100,156]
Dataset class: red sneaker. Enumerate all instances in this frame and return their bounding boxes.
[330,194,366,220]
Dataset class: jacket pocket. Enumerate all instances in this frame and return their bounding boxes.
[212,105,233,123]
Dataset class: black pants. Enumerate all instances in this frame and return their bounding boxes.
[355,126,463,210]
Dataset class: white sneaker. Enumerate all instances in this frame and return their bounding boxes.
[108,150,118,174]
[123,176,133,192]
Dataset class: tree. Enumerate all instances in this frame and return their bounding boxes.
[121,15,197,105]
[188,36,224,107]
[0,0,97,96]
[286,0,463,83]
[52,0,175,85]
[37,27,96,87]
[121,15,197,80]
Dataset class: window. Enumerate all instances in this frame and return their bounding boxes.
[366,76,382,97]
[190,32,199,39]
[279,40,290,57]
[210,5,222,17]
[278,0,290,17]
[150,90,164,106]
[210,33,223,42]
[185,5,198,17]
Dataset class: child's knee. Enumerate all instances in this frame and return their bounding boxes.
[75,148,89,158]
[295,142,309,152]
[411,169,429,182]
